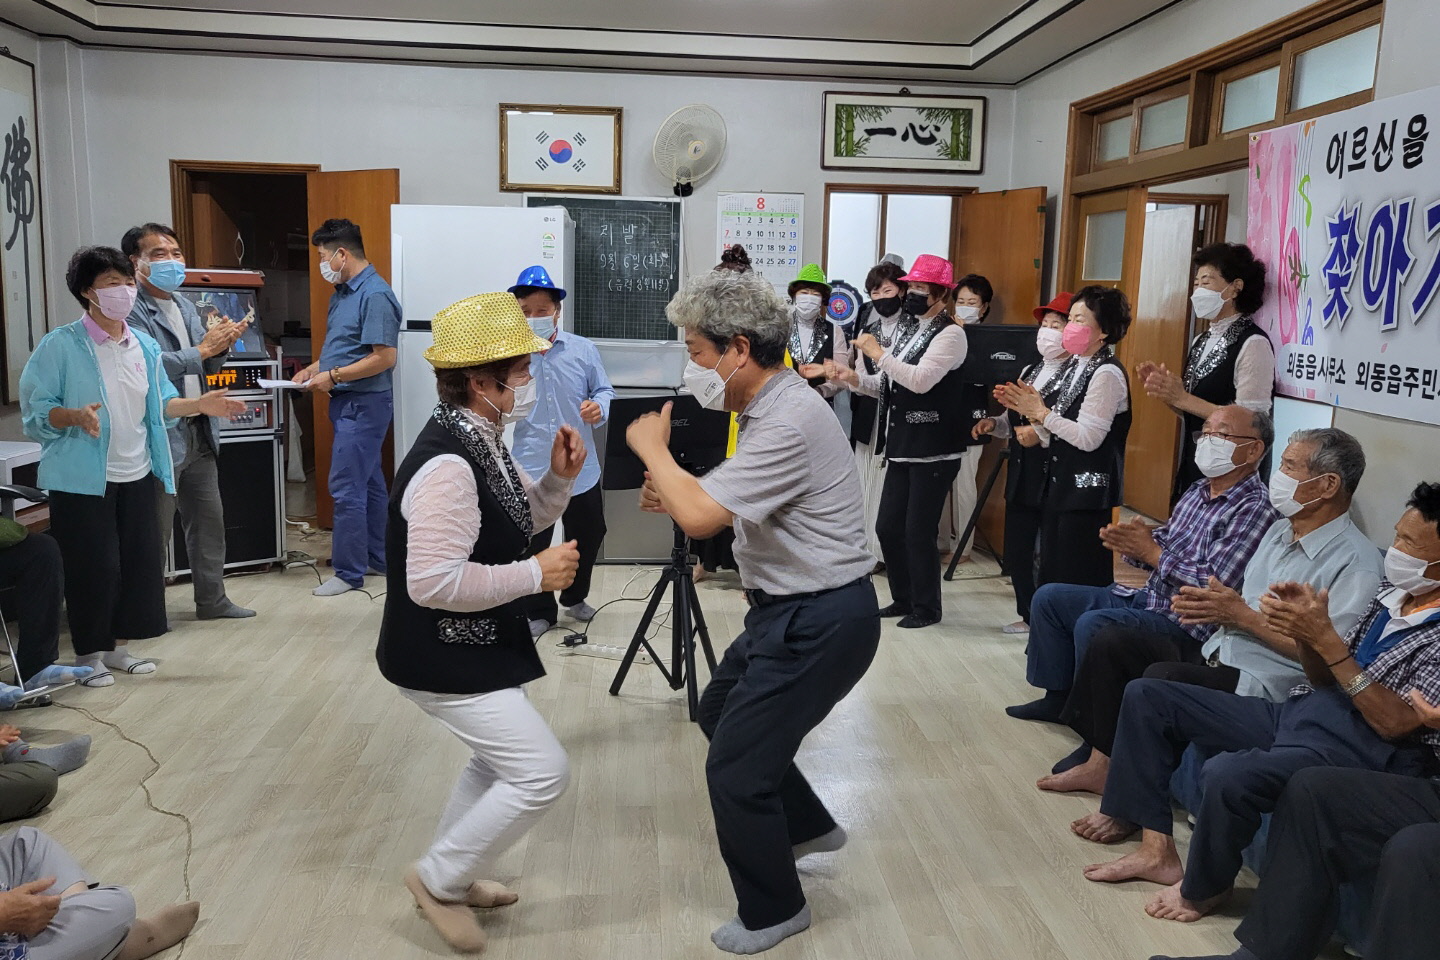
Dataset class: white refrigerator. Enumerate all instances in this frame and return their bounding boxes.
[391,204,575,460]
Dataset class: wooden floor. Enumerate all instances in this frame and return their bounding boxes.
[15,543,1271,960]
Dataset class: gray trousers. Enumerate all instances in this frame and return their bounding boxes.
[0,826,135,960]
[158,426,229,614]
[0,762,58,824]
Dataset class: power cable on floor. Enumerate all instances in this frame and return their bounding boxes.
[53,700,195,958]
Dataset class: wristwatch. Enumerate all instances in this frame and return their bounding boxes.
[1343,670,1372,698]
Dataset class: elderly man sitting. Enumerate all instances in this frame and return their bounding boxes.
[0,826,197,960]
[1040,428,1384,794]
[1075,480,1440,925]
[1007,404,1277,723]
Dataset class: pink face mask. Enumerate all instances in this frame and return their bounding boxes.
[1062,320,1095,356]
[92,285,138,322]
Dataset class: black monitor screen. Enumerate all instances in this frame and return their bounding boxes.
[176,287,267,358]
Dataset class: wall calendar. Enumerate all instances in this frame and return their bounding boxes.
[716,192,804,297]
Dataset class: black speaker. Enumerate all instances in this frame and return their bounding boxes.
[171,436,282,573]
[959,325,1043,387]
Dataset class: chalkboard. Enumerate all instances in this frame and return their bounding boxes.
[525,195,681,341]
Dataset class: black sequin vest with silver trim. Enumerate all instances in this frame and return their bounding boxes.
[376,408,545,695]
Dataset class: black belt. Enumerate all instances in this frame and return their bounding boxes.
[743,576,869,608]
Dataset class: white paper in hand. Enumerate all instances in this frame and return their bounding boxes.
[258,379,304,390]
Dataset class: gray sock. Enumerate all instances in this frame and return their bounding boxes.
[710,904,811,955]
[792,825,846,860]
[312,576,355,597]
[4,735,92,775]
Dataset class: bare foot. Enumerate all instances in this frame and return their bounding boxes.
[467,879,519,908]
[1083,848,1185,885]
[115,902,200,960]
[1144,882,1229,922]
[1070,812,1138,844]
[1038,754,1109,795]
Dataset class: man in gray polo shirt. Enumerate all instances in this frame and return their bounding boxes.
[626,268,878,956]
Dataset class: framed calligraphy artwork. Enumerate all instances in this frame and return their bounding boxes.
[822,92,986,174]
[499,104,622,194]
[0,49,46,403]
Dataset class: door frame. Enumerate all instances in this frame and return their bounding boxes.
[169,160,320,257]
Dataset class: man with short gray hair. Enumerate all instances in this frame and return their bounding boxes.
[625,268,878,956]
[1042,425,1384,794]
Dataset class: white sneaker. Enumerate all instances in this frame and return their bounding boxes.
[566,602,598,622]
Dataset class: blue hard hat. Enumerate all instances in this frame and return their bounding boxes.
[508,265,567,301]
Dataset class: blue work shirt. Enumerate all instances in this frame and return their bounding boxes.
[1202,513,1384,701]
[512,331,615,495]
[318,264,402,394]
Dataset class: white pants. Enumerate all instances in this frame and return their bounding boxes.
[401,686,570,901]
[854,439,887,562]
[937,446,982,555]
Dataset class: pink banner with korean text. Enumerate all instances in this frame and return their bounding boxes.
[1248,85,1437,423]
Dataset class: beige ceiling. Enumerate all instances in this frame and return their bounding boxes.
[0,0,1193,83]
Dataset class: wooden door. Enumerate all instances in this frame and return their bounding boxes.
[1124,205,1196,520]
[950,187,1048,557]
[306,168,400,528]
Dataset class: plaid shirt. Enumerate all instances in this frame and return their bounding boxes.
[1292,582,1440,760]
[1124,473,1278,643]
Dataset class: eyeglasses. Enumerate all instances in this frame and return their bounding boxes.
[1197,430,1261,443]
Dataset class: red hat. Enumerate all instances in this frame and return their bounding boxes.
[899,254,954,289]
[1033,292,1074,322]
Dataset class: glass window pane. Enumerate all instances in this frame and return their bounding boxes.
[1097,115,1133,162]
[1082,210,1127,283]
[1139,95,1189,151]
[823,192,880,292]
[882,194,952,274]
[1291,24,1380,110]
[1221,65,1280,132]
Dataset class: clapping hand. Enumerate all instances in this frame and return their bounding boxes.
[1259,581,1333,649]
[1141,362,1185,405]
[797,363,826,380]
[550,424,586,478]
[995,380,1048,421]
[1100,517,1159,564]
[1172,576,1248,627]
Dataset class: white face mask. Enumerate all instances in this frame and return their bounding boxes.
[1384,546,1440,596]
[1191,286,1228,321]
[682,350,736,412]
[955,304,982,324]
[1269,469,1329,519]
[1194,434,1244,478]
[482,377,537,424]
[319,251,343,285]
[793,293,822,322]
[1035,327,1067,362]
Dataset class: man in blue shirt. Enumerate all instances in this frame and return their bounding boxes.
[509,266,615,636]
[294,219,401,597]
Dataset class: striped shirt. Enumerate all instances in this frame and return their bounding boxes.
[1123,473,1278,643]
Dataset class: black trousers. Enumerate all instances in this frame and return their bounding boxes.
[1237,767,1440,960]
[522,483,607,624]
[1102,682,1429,902]
[1036,506,1112,590]
[48,477,168,656]
[0,533,63,682]
[1003,501,1042,623]
[696,579,880,929]
[1061,623,1237,756]
[877,458,963,621]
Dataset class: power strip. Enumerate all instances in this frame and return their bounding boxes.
[558,633,652,664]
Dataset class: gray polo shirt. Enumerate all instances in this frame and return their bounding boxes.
[698,369,874,595]
[1203,512,1384,701]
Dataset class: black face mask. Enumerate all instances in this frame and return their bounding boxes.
[870,295,902,318]
[903,292,932,316]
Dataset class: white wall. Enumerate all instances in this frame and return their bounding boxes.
[36,47,1014,331]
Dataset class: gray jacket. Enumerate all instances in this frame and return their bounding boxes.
[127,287,225,464]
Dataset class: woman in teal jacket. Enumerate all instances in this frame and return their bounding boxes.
[20,246,242,687]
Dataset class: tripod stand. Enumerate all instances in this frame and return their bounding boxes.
[944,444,1010,582]
[609,523,718,721]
